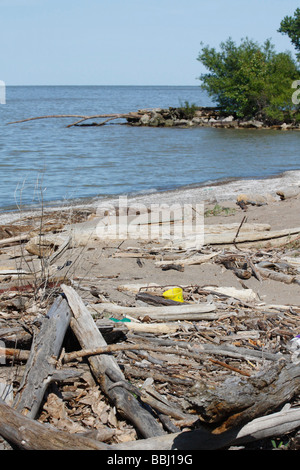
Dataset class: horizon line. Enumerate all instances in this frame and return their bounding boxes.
[5,83,201,87]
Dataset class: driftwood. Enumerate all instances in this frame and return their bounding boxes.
[184,361,300,432]
[255,264,300,285]
[8,112,137,128]
[0,325,32,349]
[111,407,300,450]
[0,398,108,450]
[1,398,299,451]
[0,234,30,247]
[135,291,186,306]
[167,226,300,250]
[276,187,300,200]
[12,296,77,418]
[91,302,217,322]
[1,201,300,450]
[61,284,165,439]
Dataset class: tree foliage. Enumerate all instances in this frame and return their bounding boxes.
[197,37,300,122]
[278,8,300,60]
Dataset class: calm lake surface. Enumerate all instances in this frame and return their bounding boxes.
[0,86,299,211]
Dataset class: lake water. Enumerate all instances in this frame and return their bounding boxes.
[0,86,299,212]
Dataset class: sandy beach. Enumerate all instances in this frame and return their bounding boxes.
[0,170,300,307]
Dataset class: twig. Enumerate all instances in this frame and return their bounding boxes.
[233,216,247,249]
[210,358,252,377]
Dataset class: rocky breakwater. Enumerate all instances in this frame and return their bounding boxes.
[125,106,300,130]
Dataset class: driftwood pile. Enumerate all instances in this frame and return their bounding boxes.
[0,207,300,451]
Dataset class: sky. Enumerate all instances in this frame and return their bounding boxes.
[1,0,299,86]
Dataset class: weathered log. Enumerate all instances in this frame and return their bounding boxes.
[61,284,165,438]
[0,234,30,247]
[0,399,108,450]
[0,325,32,349]
[184,361,300,432]
[155,251,221,268]
[125,322,180,334]
[128,333,283,363]
[255,264,297,284]
[91,302,217,322]
[167,226,300,249]
[135,291,184,306]
[110,407,300,450]
[13,295,73,418]
[0,347,30,362]
[276,187,300,200]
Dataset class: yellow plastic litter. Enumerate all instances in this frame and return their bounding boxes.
[163,287,184,303]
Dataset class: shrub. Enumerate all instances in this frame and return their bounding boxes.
[197,37,300,123]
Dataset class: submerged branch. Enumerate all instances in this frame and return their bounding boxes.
[8,113,131,127]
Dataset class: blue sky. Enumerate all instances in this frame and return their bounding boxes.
[1,0,299,85]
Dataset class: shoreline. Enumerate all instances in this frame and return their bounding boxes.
[1,168,300,225]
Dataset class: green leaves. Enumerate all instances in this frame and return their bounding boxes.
[278,8,300,60]
[197,37,300,122]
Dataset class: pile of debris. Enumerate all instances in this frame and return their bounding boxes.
[0,205,299,451]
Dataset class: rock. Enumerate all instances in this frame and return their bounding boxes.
[191,117,203,125]
[149,112,165,127]
[174,119,189,126]
[221,115,234,122]
[239,120,264,128]
[140,113,150,125]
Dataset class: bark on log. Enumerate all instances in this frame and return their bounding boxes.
[184,361,300,432]
[13,295,73,418]
[61,284,165,438]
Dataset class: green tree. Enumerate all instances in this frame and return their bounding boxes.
[278,8,300,60]
[197,37,300,122]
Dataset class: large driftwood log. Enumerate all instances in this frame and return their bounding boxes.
[61,284,164,438]
[0,399,108,450]
[255,264,299,284]
[91,301,217,322]
[111,407,300,450]
[13,296,75,418]
[184,360,300,432]
[167,226,300,250]
[8,112,135,128]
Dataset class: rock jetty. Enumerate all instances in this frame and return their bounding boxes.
[125,106,300,130]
